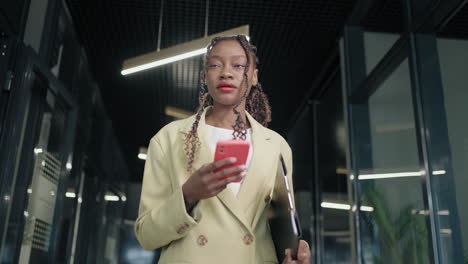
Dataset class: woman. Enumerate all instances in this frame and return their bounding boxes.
[135,35,311,263]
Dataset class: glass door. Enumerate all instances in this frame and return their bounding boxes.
[340,20,464,264]
[0,45,77,264]
[340,1,468,264]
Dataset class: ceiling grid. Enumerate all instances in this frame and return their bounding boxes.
[66,0,431,181]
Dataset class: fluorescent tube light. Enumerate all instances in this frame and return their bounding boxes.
[320,202,374,212]
[34,148,43,154]
[359,171,422,180]
[122,48,206,75]
[441,228,452,235]
[138,147,148,160]
[336,168,347,175]
[104,195,120,201]
[360,206,374,212]
[359,170,446,180]
[165,106,194,119]
[438,210,450,215]
[66,192,76,198]
[321,202,350,210]
[121,25,249,75]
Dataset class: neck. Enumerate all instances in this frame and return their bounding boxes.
[205,103,250,129]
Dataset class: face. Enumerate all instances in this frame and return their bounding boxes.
[205,40,258,107]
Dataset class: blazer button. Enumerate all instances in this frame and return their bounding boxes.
[197,235,208,246]
[264,195,271,204]
[176,223,189,235]
[176,226,184,235]
[243,234,254,245]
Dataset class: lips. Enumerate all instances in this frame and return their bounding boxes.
[217,82,236,92]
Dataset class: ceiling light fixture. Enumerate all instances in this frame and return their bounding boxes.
[121,0,249,75]
[358,170,446,180]
[321,202,374,212]
[138,147,148,160]
[104,195,120,202]
[121,25,249,75]
[165,106,194,119]
[66,192,76,198]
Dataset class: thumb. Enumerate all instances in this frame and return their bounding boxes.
[282,249,292,264]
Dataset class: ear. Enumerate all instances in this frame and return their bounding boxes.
[252,69,258,86]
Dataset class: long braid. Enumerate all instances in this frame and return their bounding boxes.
[184,35,272,172]
[184,92,208,173]
[231,35,251,140]
[246,82,271,126]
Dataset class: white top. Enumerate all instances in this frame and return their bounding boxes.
[205,125,253,197]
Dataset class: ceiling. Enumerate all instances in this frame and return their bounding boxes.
[64,0,458,182]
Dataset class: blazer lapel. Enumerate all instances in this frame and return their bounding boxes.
[237,113,277,228]
[190,107,253,233]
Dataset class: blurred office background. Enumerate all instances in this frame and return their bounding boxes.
[0,0,467,263]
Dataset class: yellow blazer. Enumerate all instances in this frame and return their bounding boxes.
[135,107,294,264]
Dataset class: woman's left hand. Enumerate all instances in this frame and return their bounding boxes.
[282,240,311,264]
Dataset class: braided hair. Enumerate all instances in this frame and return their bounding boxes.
[184,35,271,172]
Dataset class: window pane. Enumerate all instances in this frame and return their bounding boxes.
[358,59,431,264]
[438,37,468,263]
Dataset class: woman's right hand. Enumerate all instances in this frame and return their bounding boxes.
[182,157,246,208]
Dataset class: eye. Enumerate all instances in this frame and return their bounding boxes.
[208,64,221,69]
[234,64,246,69]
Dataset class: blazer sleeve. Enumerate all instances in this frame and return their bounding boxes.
[134,136,201,250]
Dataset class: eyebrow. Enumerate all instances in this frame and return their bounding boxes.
[209,55,246,60]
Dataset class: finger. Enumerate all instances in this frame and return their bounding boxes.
[212,170,246,190]
[298,240,309,253]
[282,249,292,264]
[213,164,246,180]
[201,157,237,174]
[284,249,299,264]
[297,240,311,264]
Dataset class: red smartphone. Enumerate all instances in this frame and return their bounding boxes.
[213,140,250,182]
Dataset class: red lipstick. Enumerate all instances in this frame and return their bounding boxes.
[217,82,236,92]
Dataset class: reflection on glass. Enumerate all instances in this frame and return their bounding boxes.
[363,32,399,75]
[18,88,67,263]
[438,38,468,264]
[358,59,430,264]
[316,83,352,263]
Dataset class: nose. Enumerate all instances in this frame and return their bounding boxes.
[220,66,233,79]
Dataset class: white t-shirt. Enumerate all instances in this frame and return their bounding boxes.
[205,125,253,197]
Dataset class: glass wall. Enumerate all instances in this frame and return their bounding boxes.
[341,1,468,263]
[314,77,351,264]
[287,105,316,262]
[437,38,468,263]
[359,57,430,263]
[0,1,131,263]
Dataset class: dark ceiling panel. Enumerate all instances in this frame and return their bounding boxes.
[65,0,468,182]
[439,2,468,39]
[64,0,382,181]
[363,0,404,33]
